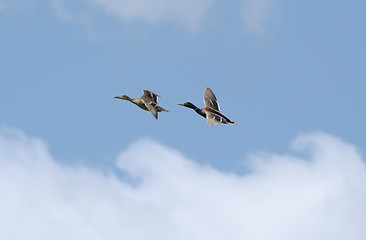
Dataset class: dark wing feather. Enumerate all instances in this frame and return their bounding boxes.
[142,90,158,103]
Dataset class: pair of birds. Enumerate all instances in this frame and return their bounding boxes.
[114,87,234,126]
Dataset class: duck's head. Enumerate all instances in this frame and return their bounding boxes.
[114,95,130,100]
[178,102,197,109]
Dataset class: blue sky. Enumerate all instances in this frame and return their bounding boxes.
[1,0,366,239]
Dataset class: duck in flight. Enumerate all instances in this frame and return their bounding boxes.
[114,90,168,119]
[178,87,234,126]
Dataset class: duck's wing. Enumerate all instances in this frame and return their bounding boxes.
[203,87,220,111]
[141,90,160,119]
[142,90,159,103]
[205,108,235,126]
[145,102,158,119]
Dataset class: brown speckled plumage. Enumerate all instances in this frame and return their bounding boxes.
[115,90,168,119]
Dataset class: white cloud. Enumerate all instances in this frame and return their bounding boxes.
[242,0,282,35]
[90,0,213,31]
[1,127,366,240]
[52,0,213,32]
[3,0,282,36]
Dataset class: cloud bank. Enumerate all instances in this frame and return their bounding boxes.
[1,127,366,240]
[51,0,213,32]
[91,0,213,31]
[3,0,283,34]
[50,0,281,34]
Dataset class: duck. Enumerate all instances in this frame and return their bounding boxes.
[178,87,234,126]
[114,90,168,119]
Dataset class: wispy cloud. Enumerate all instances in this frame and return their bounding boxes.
[51,0,213,32]
[242,0,283,35]
[3,0,283,36]
[52,0,74,22]
[93,0,213,31]
[1,127,365,239]
[0,0,36,12]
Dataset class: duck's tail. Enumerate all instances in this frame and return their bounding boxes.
[157,106,169,112]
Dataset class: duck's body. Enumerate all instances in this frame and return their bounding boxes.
[178,87,234,126]
[115,90,168,119]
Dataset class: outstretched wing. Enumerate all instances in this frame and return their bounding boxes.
[142,90,159,103]
[203,87,220,111]
[141,90,160,119]
[145,102,158,119]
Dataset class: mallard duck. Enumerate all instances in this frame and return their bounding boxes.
[115,90,168,119]
[178,87,234,126]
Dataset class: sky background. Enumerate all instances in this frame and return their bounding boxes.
[1,0,366,239]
